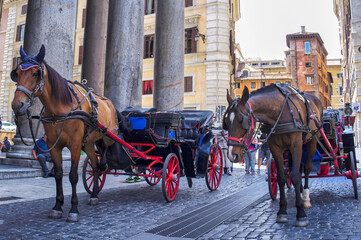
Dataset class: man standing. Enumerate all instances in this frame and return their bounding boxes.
[257,132,271,174]
[32,134,54,178]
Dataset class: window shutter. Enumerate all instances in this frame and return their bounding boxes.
[78,46,83,65]
[82,8,86,28]
[184,77,192,92]
[191,27,197,53]
[16,25,21,42]
[185,0,193,7]
[21,5,27,15]
[12,57,17,70]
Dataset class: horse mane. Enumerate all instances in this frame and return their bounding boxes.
[250,83,288,97]
[44,61,72,105]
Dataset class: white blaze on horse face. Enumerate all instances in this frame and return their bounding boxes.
[229,112,235,126]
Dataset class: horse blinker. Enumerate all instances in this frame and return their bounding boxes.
[10,69,18,82]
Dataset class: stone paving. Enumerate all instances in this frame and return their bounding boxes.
[0,164,264,240]
[0,163,361,239]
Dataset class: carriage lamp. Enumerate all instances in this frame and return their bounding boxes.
[344,103,353,116]
[195,27,206,43]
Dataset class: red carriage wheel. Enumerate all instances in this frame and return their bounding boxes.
[206,144,223,191]
[268,158,278,200]
[350,151,358,199]
[145,168,161,186]
[82,156,106,194]
[162,153,180,202]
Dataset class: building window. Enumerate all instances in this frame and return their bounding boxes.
[251,82,256,89]
[337,72,343,79]
[185,28,197,54]
[271,62,280,65]
[235,83,240,89]
[16,24,25,42]
[261,82,265,87]
[184,76,193,92]
[12,57,21,70]
[339,86,343,95]
[242,71,248,77]
[286,81,291,85]
[305,62,312,68]
[251,63,258,66]
[82,8,86,28]
[305,41,311,54]
[143,80,153,95]
[144,34,155,59]
[261,62,269,66]
[306,75,313,85]
[276,81,281,85]
[185,0,193,7]
[78,45,83,65]
[330,87,333,95]
[145,0,156,15]
[21,4,27,15]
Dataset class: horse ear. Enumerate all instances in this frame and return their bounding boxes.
[227,89,233,105]
[20,46,27,60]
[36,44,45,63]
[241,86,249,104]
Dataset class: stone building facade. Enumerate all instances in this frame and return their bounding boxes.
[334,0,361,146]
[286,26,332,109]
[327,58,343,110]
[0,0,240,123]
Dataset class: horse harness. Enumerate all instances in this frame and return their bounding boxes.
[224,85,322,152]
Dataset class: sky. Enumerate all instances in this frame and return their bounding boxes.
[235,0,342,60]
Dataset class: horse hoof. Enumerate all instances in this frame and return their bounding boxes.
[295,217,309,227]
[88,198,99,206]
[66,213,79,222]
[99,163,108,172]
[276,214,288,223]
[303,200,312,209]
[48,210,62,219]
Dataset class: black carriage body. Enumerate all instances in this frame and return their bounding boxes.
[177,110,215,178]
[318,109,356,171]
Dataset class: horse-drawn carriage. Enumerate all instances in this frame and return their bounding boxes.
[82,108,223,202]
[267,108,359,200]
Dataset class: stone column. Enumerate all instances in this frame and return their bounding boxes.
[104,0,144,110]
[7,0,76,163]
[153,0,184,111]
[81,0,108,95]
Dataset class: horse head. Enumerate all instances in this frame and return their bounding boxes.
[11,45,46,116]
[223,86,253,163]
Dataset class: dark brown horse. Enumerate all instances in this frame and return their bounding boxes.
[223,84,323,227]
[11,45,118,222]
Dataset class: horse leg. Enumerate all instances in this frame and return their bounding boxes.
[273,150,288,223]
[48,148,64,219]
[83,143,100,205]
[66,146,82,222]
[290,143,308,227]
[302,139,317,209]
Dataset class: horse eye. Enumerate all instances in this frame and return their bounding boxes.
[32,72,39,77]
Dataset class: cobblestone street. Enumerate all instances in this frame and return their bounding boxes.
[0,163,361,240]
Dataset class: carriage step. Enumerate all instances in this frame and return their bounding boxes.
[146,181,267,239]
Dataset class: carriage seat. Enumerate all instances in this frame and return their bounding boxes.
[121,107,157,116]
[178,110,214,146]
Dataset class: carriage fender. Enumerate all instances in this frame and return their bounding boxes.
[197,131,215,174]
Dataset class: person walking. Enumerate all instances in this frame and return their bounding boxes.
[244,134,258,174]
[32,134,54,178]
[257,132,271,174]
[215,129,232,175]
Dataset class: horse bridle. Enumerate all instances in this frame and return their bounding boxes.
[223,99,256,149]
[11,58,46,106]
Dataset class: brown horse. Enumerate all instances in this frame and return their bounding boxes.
[11,45,118,222]
[223,84,323,227]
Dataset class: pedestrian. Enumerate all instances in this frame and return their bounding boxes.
[0,136,11,152]
[32,134,54,178]
[257,132,271,174]
[244,133,258,174]
[215,128,232,175]
[0,118,2,129]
